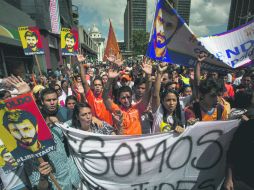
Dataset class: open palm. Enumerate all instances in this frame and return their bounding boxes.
[77,54,86,63]
[141,63,152,75]
[108,69,120,79]
[158,62,168,73]
[106,54,116,63]
[6,75,30,94]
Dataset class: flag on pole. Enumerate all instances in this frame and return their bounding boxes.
[146,0,254,71]
[103,20,121,62]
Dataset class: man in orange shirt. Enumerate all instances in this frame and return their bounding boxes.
[77,54,113,125]
[184,78,228,124]
[102,59,152,135]
[185,53,228,125]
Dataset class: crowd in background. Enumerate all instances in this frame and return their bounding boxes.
[0,52,254,190]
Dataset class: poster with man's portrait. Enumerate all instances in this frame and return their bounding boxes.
[18,26,44,55]
[61,27,79,56]
[0,93,55,173]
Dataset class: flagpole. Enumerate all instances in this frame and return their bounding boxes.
[34,55,42,77]
[38,157,62,190]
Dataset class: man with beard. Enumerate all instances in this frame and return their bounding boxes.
[62,32,77,55]
[39,88,80,189]
[147,0,182,61]
[0,148,18,172]
[2,110,50,158]
[23,30,43,55]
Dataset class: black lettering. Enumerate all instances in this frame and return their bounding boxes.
[111,143,135,177]
[136,140,167,175]
[131,182,149,190]
[166,136,192,170]
[79,136,109,176]
[191,130,223,170]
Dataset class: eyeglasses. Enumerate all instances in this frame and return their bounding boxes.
[120,96,131,100]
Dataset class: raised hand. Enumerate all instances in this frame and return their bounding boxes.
[108,69,120,79]
[77,54,86,63]
[106,54,116,63]
[114,53,125,67]
[158,62,168,73]
[76,83,85,94]
[141,58,152,75]
[6,75,30,95]
[197,51,208,62]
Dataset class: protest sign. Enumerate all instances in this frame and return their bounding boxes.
[58,120,239,190]
[146,0,253,71]
[18,26,44,55]
[0,93,55,173]
[61,27,79,56]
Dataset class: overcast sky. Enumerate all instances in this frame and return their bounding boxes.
[73,0,231,41]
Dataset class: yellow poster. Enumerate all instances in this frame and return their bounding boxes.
[61,27,79,56]
[18,26,44,55]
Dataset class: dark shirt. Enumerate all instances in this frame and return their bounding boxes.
[227,119,254,188]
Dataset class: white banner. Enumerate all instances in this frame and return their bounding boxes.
[58,120,240,190]
[198,20,254,68]
[146,0,254,70]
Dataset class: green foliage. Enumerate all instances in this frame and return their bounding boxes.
[131,30,150,56]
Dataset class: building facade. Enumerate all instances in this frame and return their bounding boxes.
[89,25,105,62]
[0,0,35,77]
[173,0,191,25]
[124,0,147,51]
[228,0,254,30]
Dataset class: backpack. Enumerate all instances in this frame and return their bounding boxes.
[193,102,223,121]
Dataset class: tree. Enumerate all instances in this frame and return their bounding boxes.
[131,30,150,56]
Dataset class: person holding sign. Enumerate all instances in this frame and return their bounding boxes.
[39,88,81,189]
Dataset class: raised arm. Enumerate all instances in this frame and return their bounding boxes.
[77,54,90,94]
[152,62,168,113]
[140,58,153,108]
[194,52,207,100]
[102,69,120,112]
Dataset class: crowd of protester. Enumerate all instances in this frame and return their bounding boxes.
[0,52,254,190]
